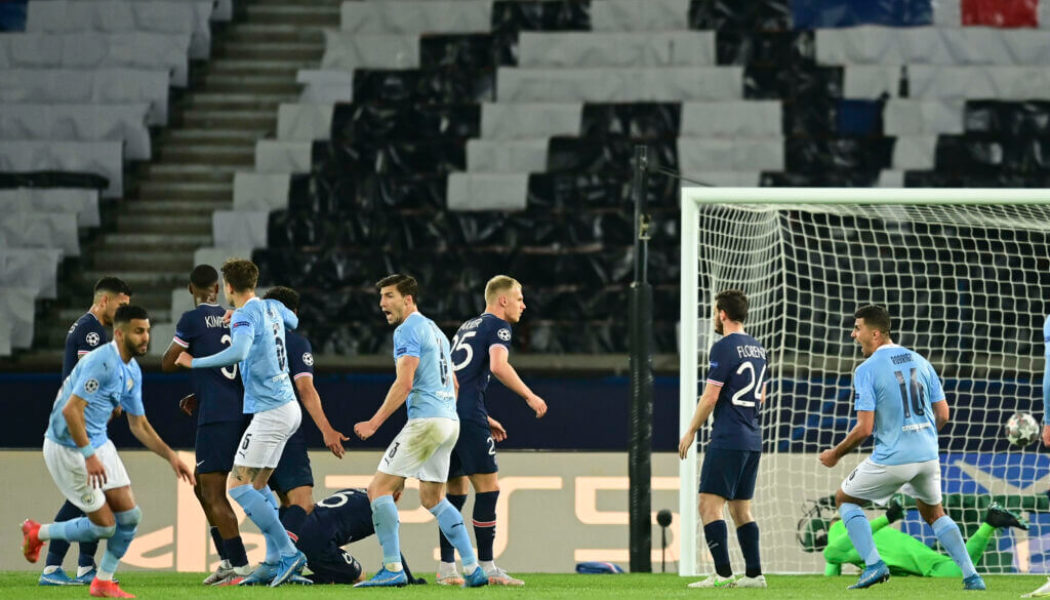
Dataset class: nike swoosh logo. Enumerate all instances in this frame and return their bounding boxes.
[196,460,206,467]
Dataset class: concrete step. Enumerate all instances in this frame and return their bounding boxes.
[92,249,196,272]
[145,163,239,183]
[200,73,300,94]
[137,181,232,201]
[245,4,339,25]
[225,24,325,44]
[185,92,297,111]
[159,145,255,166]
[208,59,313,76]
[128,199,232,214]
[99,233,212,252]
[253,0,341,6]
[116,213,214,234]
[159,128,268,146]
[80,270,186,289]
[182,109,277,130]
[221,42,324,61]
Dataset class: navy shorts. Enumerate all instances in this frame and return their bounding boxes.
[195,418,249,475]
[270,428,314,494]
[448,419,498,478]
[698,447,761,500]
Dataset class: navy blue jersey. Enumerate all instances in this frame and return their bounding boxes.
[62,312,109,381]
[173,303,244,424]
[450,313,512,425]
[284,330,314,444]
[297,488,374,554]
[705,332,767,452]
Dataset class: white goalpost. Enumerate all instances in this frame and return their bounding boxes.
[679,187,1050,575]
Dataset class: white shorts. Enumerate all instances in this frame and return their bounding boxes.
[378,417,459,482]
[43,438,131,513]
[840,457,942,506]
[235,400,302,469]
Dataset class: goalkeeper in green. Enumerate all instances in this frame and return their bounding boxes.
[822,501,1027,577]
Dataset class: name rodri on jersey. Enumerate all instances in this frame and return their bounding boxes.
[450,313,512,425]
[706,332,767,452]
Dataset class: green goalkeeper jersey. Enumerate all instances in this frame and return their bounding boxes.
[824,515,958,577]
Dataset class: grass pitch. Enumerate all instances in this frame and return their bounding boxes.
[0,572,1044,599]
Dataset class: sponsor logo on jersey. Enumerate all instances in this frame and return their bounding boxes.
[85,332,100,347]
[302,352,314,367]
[497,328,511,341]
[84,378,100,394]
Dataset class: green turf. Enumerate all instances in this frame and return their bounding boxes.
[1,572,1047,599]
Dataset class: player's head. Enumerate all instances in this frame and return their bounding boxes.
[92,277,132,326]
[484,275,525,323]
[852,304,891,357]
[376,273,418,326]
[113,305,150,358]
[220,259,259,305]
[713,289,748,335]
[264,286,300,316]
[188,264,219,304]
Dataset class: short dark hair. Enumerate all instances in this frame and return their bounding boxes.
[375,273,419,302]
[855,305,891,335]
[94,276,131,297]
[221,259,259,293]
[264,286,300,313]
[114,305,149,326]
[190,264,218,289]
[715,289,748,322]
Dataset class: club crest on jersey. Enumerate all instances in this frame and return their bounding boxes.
[498,328,511,341]
[81,492,94,505]
[85,332,100,347]
[84,378,100,394]
[126,377,134,392]
[302,352,314,366]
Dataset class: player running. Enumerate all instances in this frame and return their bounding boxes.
[436,275,547,586]
[175,259,307,587]
[352,273,487,588]
[23,305,195,599]
[262,286,348,541]
[819,305,985,591]
[678,289,767,589]
[161,265,251,585]
[42,277,130,586]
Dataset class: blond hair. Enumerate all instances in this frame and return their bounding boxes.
[484,275,521,305]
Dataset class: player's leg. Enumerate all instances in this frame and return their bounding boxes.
[436,441,468,585]
[836,458,901,589]
[197,420,250,584]
[355,471,410,587]
[689,448,736,587]
[909,459,983,590]
[727,450,763,587]
[269,429,314,542]
[39,501,86,585]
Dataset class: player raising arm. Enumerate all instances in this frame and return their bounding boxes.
[819,305,984,591]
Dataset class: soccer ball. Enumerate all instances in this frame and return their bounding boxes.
[1004,412,1040,448]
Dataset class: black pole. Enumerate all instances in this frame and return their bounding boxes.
[628,145,653,573]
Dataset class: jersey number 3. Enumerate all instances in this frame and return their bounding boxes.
[731,362,765,407]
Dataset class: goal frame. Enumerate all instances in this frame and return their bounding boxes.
[677,187,1050,576]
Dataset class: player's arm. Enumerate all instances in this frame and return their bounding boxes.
[931,399,949,431]
[295,375,348,458]
[160,340,184,373]
[176,327,251,369]
[677,382,720,459]
[61,394,107,488]
[489,345,546,418]
[277,302,298,331]
[353,355,418,440]
[125,412,195,485]
[819,410,874,467]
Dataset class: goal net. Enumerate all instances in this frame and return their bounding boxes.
[678,187,1050,575]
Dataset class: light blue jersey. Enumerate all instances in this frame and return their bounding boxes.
[392,311,457,420]
[854,344,945,466]
[45,342,145,449]
[192,297,298,414]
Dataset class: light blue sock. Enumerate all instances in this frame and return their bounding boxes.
[229,484,296,562]
[840,502,881,567]
[99,506,140,574]
[46,517,114,542]
[263,486,280,511]
[430,498,477,569]
[932,515,977,579]
[371,495,402,568]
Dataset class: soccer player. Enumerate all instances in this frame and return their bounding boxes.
[174,259,307,587]
[1042,313,1050,448]
[819,499,1028,577]
[819,305,985,591]
[436,275,547,586]
[352,273,488,588]
[42,277,131,585]
[262,286,348,541]
[22,305,195,599]
[161,265,251,585]
[677,289,766,589]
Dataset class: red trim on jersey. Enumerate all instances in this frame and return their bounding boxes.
[172,336,189,348]
[293,372,313,380]
[77,350,91,356]
[705,379,724,387]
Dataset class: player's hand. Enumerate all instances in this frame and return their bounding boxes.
[323,428,349,458]
[108,405,124,422]
[885,497,904,523]
[174,352,193,369]
[170,454,196,486]
[526,395,547,418]
[678,430,696,460]
[1043,424,1050,447]
[489,417,507,442]
[354,421,377,441]
[85,454,107,489]
[819,449,839,468]
[179,393,197,416]
[222,309,233,326]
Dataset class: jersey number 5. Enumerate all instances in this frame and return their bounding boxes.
[731,362,766,408]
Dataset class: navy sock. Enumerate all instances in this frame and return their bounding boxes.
[223,536,249,568]
[46,501,83,567]
[282,506,308,540]
[210,527,227,561]
[703,520,732,578]
[473,491,499,562]
[736,521,761,578]
[438,494,467,563]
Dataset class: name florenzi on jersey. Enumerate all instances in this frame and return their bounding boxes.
[736,344,766,360]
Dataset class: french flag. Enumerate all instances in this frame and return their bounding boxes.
[793,0,1048,29]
